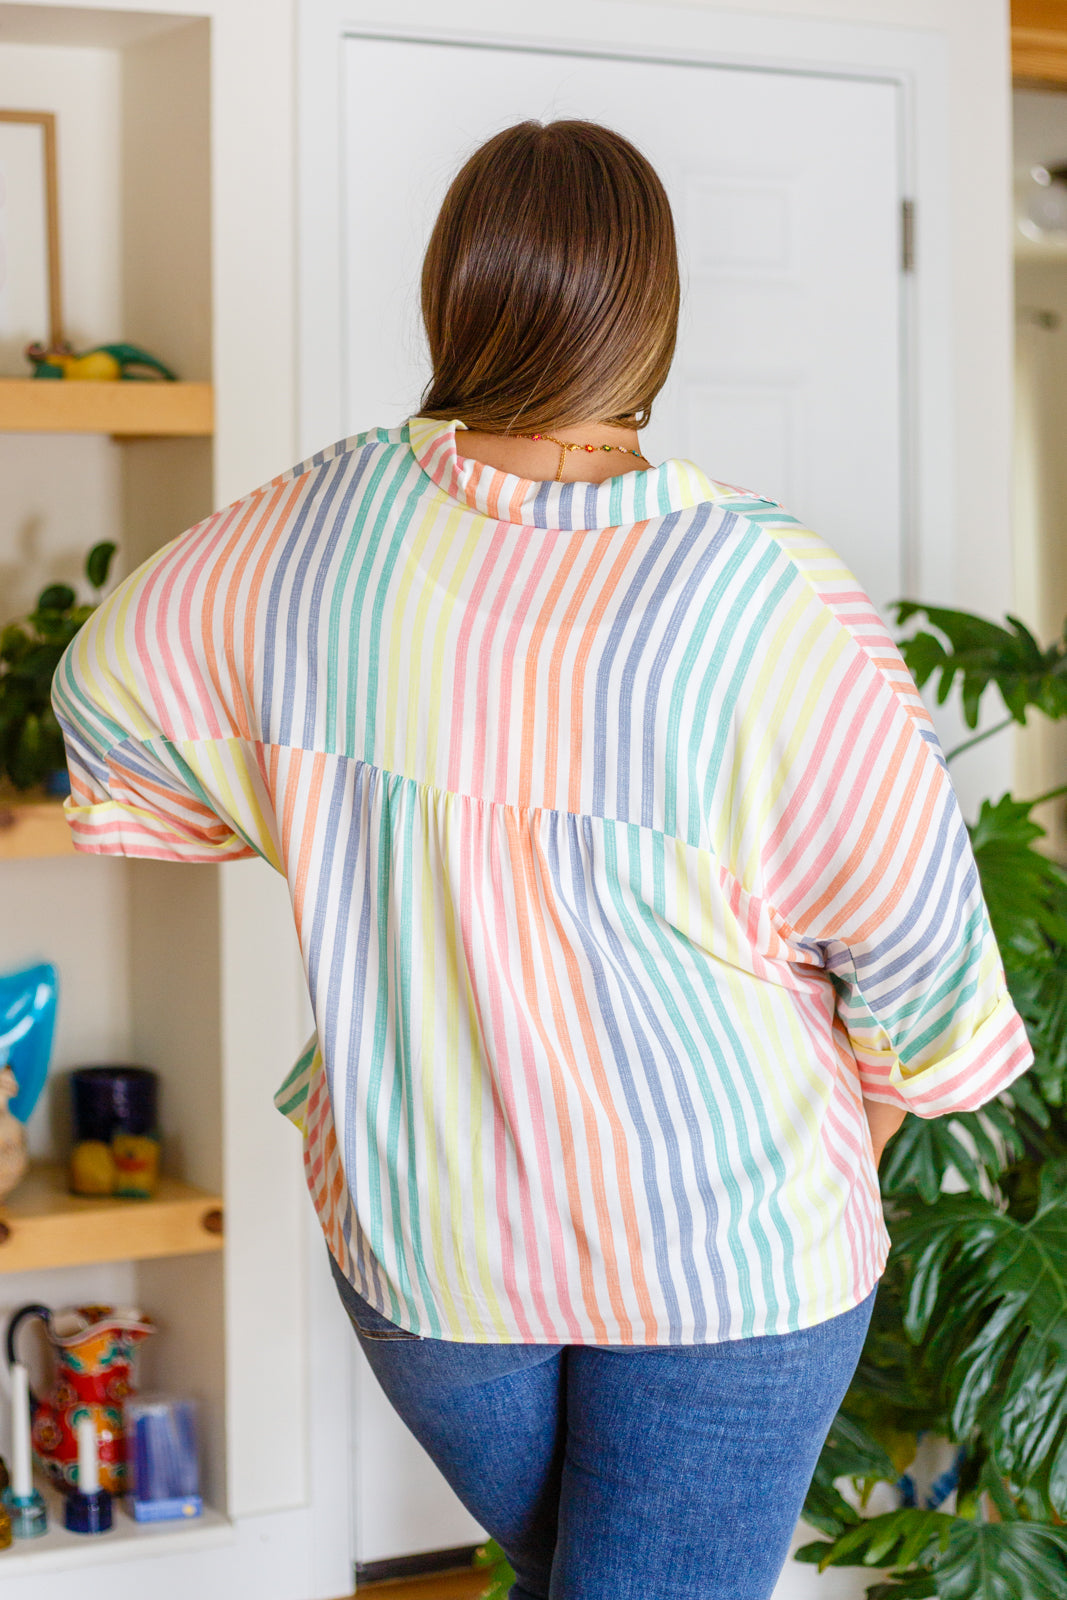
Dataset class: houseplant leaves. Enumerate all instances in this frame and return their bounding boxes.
[0,540,116,791]
[797,1510,1067,1599]
[890,603,1067,730]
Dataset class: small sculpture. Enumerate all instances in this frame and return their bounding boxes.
[0,1067,27,1203]
[25,341,177,381]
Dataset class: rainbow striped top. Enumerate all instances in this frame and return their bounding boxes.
[52,415,1034,1344]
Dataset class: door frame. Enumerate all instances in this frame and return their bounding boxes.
[297,1,957,606]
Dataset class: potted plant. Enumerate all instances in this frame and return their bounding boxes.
[0,541,116,794]
[798,603,1067,1597]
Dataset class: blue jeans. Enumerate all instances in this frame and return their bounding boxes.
[329,1252,876,1600]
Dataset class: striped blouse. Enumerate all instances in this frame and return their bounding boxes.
[52,415,1034,1344]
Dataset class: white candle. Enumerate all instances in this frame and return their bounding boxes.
[76,1415,99,1495]
[10,1362,32,1497]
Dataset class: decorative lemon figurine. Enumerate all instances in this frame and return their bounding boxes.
[25,341,177,381]
[69,1140,116,1196]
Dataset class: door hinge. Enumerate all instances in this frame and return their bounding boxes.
[901,198,915,273]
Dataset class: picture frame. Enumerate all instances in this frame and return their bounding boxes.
[0,110,63,375]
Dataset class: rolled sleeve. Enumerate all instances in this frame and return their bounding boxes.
[735,527,1034,1121]
[50,549,276,869]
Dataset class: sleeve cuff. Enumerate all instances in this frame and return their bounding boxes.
[63,797,258,864]
[852,989,1034,1118]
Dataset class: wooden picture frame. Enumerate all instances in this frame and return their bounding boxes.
[0,110,63,367]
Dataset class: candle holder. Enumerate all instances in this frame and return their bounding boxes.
[65,1414,112,1534]
[4,1360,47,1536]
[0,1486,47,1539]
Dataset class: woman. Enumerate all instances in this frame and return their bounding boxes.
[53,121,1033,1599]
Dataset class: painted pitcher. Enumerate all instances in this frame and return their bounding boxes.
[6,1302,155,1493]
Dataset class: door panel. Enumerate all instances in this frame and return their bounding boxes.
[341,34,902,604]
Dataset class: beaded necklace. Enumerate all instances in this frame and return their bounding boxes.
[514,431,648,483]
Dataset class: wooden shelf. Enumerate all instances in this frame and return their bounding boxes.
[0,378,213,438]
[1013,1,1067,85]
[0,1479,233,1577]
[0,792,75,860]
[0,1163,224,1274]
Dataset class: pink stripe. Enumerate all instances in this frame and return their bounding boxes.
[446,527,510,792]
[131,523,217,739]
[492,531,560,801]
[465,802,546,1340]
[767,686,904,922]
[762,652,875,889]
[904,1015,1030,1111]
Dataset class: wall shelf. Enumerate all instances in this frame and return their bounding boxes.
[0,1163,224,1274]
[0,379,214,439]
[0,1481,233,1577]
[0,793,75,860]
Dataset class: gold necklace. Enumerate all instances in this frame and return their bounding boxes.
[514,431,647,483]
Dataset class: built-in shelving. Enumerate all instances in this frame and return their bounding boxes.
[0,793,74,860]
[0,1163,224,1274]
[0,1480,233,1577]
[0,379,214,439]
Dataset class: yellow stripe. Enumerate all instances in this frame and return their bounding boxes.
[423,513,489,785]
[728,600,848,889]
[419,824,464,1337]
[403,499,466,775]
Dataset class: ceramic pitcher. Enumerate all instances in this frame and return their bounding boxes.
[6,1302,155,1493]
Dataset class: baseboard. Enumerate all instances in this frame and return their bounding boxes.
[354,1543,482,1586]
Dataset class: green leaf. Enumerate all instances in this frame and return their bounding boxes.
[880,1105,1021,1205]
[935,1520,1067,1600]
[799,1509,950,1572]
[890,602,1067,731]
[471,1538,515,1599]
[35,582,75,613]
[799,1509,1067,1598]
[970,794,1067,957]
[891,1191,1067,1508]
[85,540,116,590]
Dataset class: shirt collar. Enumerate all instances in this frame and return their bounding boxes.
[407,415,717,529]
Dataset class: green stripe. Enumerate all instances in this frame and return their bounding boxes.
[323,444,409,753]
[389,777,442,1334]
[661,525,763,840]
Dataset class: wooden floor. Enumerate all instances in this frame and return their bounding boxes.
[340,1566,489,1598]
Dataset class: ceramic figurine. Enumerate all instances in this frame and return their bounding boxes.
[25,341,177,382]
[0,1069,27,1203]
[6,1304,155,1494]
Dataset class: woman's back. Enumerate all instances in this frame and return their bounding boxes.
[52,411,1029,1344]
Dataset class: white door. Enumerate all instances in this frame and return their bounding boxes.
[341,35,903,608]
[340,32,904,1580]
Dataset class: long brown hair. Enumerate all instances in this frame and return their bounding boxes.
[419,120,679,433]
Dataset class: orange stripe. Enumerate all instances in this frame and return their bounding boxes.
[529,825,659,1341]
[503,807,612,1340]
[242,479,309,734]
[291,750,327,941]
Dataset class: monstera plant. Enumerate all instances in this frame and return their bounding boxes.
[798,603,1067,1598]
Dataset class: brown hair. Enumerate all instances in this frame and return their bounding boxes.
[419,120,679,433]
